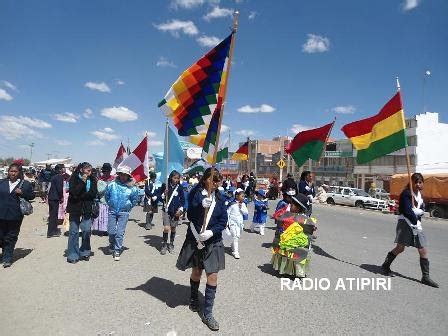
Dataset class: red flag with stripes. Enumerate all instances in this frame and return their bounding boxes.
[113,142,128,169]
[118,136,149,182]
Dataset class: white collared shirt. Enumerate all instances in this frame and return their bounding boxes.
[9,179,21,193]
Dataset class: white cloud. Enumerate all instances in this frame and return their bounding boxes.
[101,106,138,122]
[204,6,234,21]
[171,0,205,9]
[86,140,105,146]
[1,116,51,129]
[156,56,177,68]
[302,34,330,53]
[402,0,421,11]
[236,129,255,137]
[154,20,199,37]
[83,108,93,119]
[0,115,46,140]
[92,129,119,141]
[332,105,356,114]
[54,112,79,123]
[84,81,111,93]
[0,88,13,101]
[237,104,276,113]
[290,124,312,134]
[196,35,221,47]
[248,11,257,20]
[2,80,18,91]
[149,140,164,147]
[56,139,72,146]
[116,79,125,85]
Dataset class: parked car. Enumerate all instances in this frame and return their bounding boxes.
[326,186,387,210]
[372,188,390,200]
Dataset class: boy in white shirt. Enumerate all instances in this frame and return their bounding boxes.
[227,189,248,259]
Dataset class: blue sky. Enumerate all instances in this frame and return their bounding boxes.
[0,0,447,165]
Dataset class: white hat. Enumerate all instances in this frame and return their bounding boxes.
[234,188,244,196]
[116,165,132,176]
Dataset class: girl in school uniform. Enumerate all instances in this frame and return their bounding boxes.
[160,170,185,255]
[251,189,269,236]
[381,173,438,288]
[176,168,228,331]
[144,172,159,230]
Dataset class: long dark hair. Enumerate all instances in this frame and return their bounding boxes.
[188,167,222,204]
[8,163,24,180]
[406,172,424,190]
[70,162,93,183]
[168,170,181,185]
[300,171,311,181]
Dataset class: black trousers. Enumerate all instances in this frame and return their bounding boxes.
[48,200,60,235]
[0,219,23,263]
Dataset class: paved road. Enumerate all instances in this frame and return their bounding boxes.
[1,202,447,335]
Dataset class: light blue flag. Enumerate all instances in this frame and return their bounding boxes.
[155,126,185,182]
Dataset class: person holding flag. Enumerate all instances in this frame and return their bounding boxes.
[176,168,228,331]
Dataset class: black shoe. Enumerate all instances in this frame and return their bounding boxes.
[421,275,439,288]
[67,259,78,264]
[189,299,199,312]
[81,256,90,261]
[47,233,61,238]
[144,223,152,230]
[168,243,175,254]
[381,251,396,276]
[202,314,219,331]
[3,262,12,268]
[160,243,168,255]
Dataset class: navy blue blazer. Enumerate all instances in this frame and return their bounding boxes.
[399,189,424,225]
[144,181,161,206]
[186,186,228,245]
[162,183,185,216]
[298,180,315,197]
[47,174,64,202]
[0,178,35,221]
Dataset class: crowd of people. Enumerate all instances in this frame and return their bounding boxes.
[0,162,439,331]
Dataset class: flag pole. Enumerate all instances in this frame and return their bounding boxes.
[318,118,336,164]
[201,10,239,234]
[164,119,170,196]
[396,77,415,207]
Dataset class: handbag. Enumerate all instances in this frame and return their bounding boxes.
[17,180,33,216]
[91,200,100,219]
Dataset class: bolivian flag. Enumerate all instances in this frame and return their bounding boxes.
[342,92,407,164]
[232,141,249,160]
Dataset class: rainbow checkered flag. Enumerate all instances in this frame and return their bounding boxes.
[201,105,221,164]
[158,34,232,146]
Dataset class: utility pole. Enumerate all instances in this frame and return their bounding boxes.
[46,153,51,160]
[279,135,284,181]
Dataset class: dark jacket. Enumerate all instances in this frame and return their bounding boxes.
[47,174,64,202]
[144,180,161,206]
[162,183,185,216]
[0,178,35,221]
[38,168,53,183]
[298,180,315,197]
[66,174,98,216]
[186,186,228,245]
[399,189,424,225]
[281,177,298,195]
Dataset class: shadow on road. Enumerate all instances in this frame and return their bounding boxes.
[141,234,163,252]
[359,264,421,283]
[10,248,33,263]
[258,263,284,278]
[126,276,204,308]
[261,242,272,249]
[311,245,359,267]
[128,218,140,224]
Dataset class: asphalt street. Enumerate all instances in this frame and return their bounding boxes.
[1,201,447,336]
